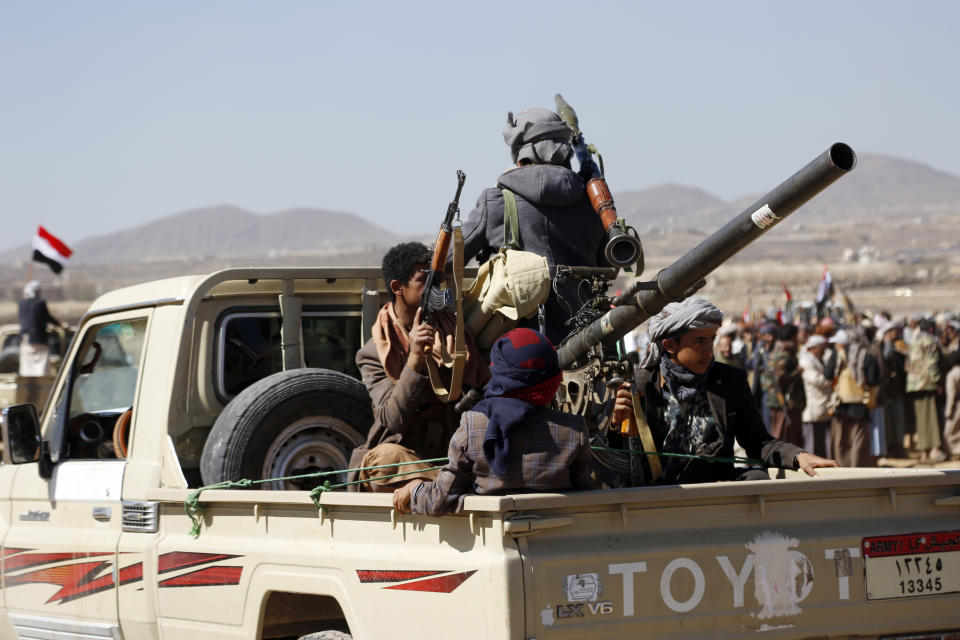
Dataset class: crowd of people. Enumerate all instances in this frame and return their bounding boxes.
[697,310,960,466]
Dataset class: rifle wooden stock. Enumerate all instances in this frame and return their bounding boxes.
[431,227,452,273]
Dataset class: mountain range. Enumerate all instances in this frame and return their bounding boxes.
[2,153,958,266]
[615,153,960,231]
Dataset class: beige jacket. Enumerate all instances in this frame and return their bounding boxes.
[800,350,833,422]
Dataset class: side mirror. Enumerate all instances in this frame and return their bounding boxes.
[1,404,41,464]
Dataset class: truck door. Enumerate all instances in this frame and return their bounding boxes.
[2,312,150,639]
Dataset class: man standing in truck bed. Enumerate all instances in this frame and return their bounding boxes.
[348,242,489,490]
[459,107,608,345]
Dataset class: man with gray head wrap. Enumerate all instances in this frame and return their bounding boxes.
[459,107,608,345]
[640,297,723,369]
[503,108,574,166]
[614,296,835,484]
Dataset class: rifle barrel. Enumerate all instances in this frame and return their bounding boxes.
[557,142,856,369]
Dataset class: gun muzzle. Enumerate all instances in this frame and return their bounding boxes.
[604,226,644,270]
[586,176,643,269]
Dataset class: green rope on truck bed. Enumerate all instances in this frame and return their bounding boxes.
[184,448,769,537]
[590,445,767,468]
[184,457,448,538]
[307,464,446,507]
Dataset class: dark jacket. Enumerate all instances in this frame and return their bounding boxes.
[460,164,607,344]
[641,361,803,484]
[348,338,459,479]
[881,341,907,400]
[411,407,594,515]
[761,345,806,412]
[18,298,59,345]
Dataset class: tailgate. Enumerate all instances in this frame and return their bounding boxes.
[504,469,960,639]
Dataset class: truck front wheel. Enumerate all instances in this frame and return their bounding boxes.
[201,368,372,489]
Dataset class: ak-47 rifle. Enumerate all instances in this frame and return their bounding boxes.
[555,93,644,271]
[419,170,467,348]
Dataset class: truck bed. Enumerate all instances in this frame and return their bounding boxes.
[147,466,960,639]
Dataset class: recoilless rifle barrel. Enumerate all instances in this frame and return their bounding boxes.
[556,142,857,369]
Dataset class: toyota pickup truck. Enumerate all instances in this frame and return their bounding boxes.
[1,267,959,640]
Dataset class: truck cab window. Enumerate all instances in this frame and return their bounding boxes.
[50,318,147,459]
[302,315,361,379]
[222,315,284,397]
[218,311,361,400]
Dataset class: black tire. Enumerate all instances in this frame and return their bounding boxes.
[298,632,352,640]
[0,347,19,374]
[201,368,372,490]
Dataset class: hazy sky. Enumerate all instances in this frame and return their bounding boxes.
[2,1,958,253]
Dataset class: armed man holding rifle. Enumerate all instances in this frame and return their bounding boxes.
[349,175,492,492]
[348,240,490,491]
[612,296,837,484]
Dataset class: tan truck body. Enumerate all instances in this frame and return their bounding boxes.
[1,268,959,640]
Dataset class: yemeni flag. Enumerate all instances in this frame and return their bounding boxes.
[815,265,833,305]
[32,226,73,274]
[782,282,795,322]
[814,264,834,319]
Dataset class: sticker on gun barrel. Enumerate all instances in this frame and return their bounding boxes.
[600,315,613,335]
[750,204,780,230]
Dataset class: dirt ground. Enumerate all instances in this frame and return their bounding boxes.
[2,247,957,325]
[635,258,960,319]
[880,456,959,470]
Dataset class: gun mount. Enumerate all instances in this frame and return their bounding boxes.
[557,142,856,369]
[553,142,857,486]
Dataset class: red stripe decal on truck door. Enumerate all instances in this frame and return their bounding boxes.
[5,560,112,603]
[158,551,238,574]
[4,551,112,573]
[383,570,476,593]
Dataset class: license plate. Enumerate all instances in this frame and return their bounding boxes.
[863,530,960,600]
